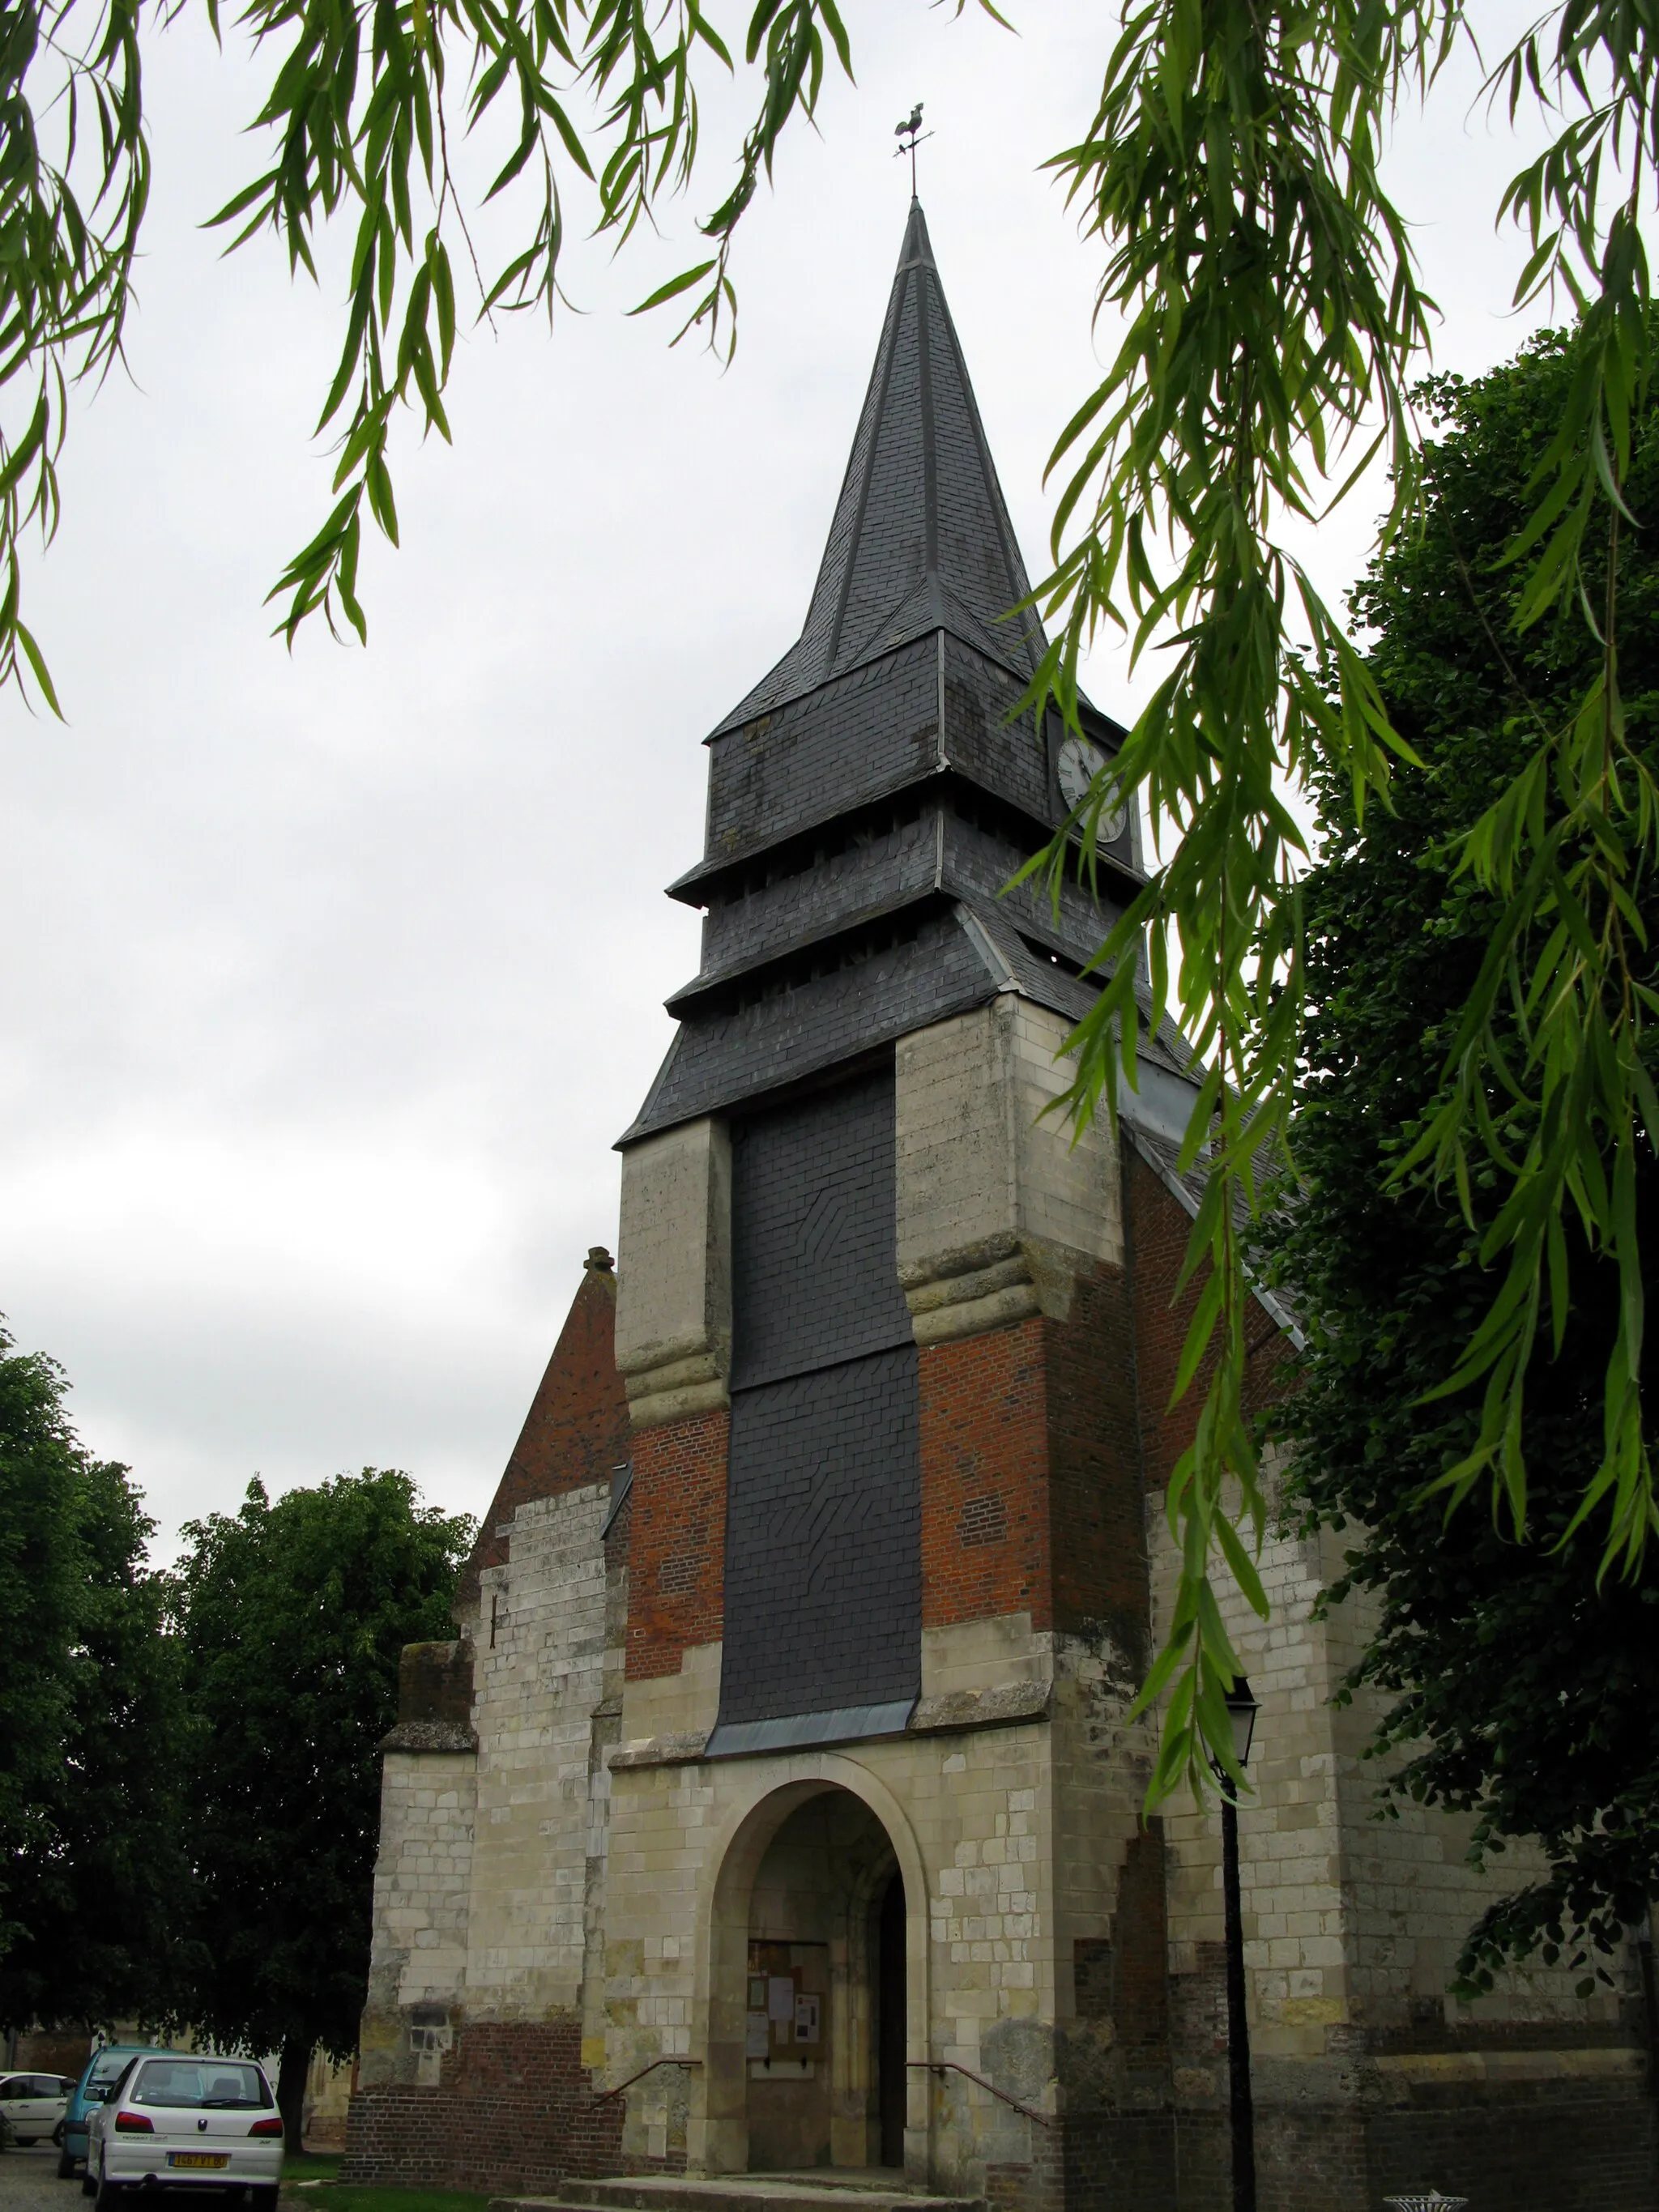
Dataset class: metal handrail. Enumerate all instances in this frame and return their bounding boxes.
[907,2060,1056,2128]
[593,2056,702,2104]
[595,2052,1050,2126]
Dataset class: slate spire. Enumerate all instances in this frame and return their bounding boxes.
[619,201,1149,1149]
[714,200,1047,733]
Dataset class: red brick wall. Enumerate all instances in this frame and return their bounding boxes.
[919,1266,1154,1651]
[15,2030,91,2075]
[919,1319,1052,1630]
[458,1255,633,1616]
[1043,1263,1151,1658]
[1109,1820,1171,2064]
[625,1408,729,1680]
[341,2018,630,2191]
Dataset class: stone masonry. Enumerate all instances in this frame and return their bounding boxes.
[348,198,1657,2211]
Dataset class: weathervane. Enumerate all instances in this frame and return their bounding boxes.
[893,103,932,194]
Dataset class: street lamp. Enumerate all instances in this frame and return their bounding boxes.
[1214,1675,1259,2212]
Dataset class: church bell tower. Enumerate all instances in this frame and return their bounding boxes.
[612,198,1161,1753]
[351,198,1656,2212]
[605,194,1192,2192]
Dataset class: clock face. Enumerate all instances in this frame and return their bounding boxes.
[1056,734,1105,810]
[1056,734,1128,842]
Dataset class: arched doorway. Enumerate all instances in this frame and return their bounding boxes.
[699,1775,924,2180]
[744,1791,899,2172]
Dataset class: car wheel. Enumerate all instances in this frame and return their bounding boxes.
[58,2150,76,2180]
[55,2122,67,2146]
[247,2189,279,2212]
[79,2162,96,2197]
[93,2158,122,2212]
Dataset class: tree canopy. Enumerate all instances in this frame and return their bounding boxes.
[0,1316,476,2082]
[173,1468,473,2141]
[8,0,1659,1789]
[1263,322,1659,1981]
[0,1324,186,2032]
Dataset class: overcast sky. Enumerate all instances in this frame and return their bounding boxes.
[1,2,1559,1558]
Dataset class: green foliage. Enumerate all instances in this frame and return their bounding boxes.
[6,0,1659,1798]
[0,1321,186,2031]
[1262,323,1659,1984]
[0,1326,83,1920]
[1004,0,1659,1803]
[173,1468,473,2065]
[1,0,872,671]
[0,0,143,711]
[1013,0,1437,1798]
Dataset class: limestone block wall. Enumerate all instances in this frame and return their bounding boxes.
[1145,1471,1653,2206]
[1045,1630,1156,2022]
[349,1434,632,2189]
[1180,1490,1644,2039]
[896,1003,1121,1347]
[615,1119,732,1428]
[360,1750,480,2085]
[464,1481,613,2019]
[602,1586,1166,2209]
[601,1724,1065,2196]
[919,1610,1151,2025]
[617,1639,724,1751]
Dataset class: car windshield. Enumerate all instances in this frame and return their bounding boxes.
[130,2063,270,2111]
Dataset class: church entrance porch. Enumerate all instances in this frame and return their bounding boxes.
[714,1786,910,2177]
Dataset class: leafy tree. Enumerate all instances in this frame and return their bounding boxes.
[174,1469,473,2146]
[7,0,1659,1788]
[1030,0,1659,1800]
[1261,322,1659,1983]
[0,1323,185,2032]
[0,1327,83,1958]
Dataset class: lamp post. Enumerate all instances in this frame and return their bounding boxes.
[1215,1675,1259,2212]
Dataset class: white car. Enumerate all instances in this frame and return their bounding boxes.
[83,2055,283,2211]
[0,2071,75,2146]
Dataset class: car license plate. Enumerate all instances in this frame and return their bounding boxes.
[168,2154,229,2169]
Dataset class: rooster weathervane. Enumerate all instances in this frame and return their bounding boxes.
[894,104,932,194]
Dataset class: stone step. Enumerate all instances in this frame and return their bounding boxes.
[497,2177,984,2212]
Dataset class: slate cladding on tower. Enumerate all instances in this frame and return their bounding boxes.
[726,1069,914,1391]
[711,1068,921,1746]
[619,201,1149,1149]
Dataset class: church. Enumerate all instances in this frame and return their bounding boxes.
[343,204,1655,2211]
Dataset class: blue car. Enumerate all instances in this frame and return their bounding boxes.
[59,2048,189,2180]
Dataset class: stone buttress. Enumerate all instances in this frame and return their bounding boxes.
[348,203,1658,2212]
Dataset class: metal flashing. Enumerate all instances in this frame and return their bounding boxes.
[702,1700,917,1760]
[599,1460,633,1540]
[953,903,1019,993]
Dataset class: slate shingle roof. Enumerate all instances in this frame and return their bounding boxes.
[620,202,1161,1147]
[711,199,1046,735]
